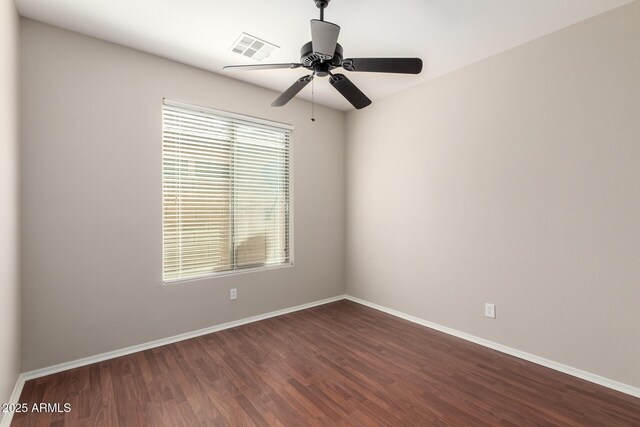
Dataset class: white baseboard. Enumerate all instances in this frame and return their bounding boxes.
[1,374,26,427]
[344,295,640,399]
[21,294,345,382]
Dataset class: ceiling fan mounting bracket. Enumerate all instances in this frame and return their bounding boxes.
[341,59,354,71]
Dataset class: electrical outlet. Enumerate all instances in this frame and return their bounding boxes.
[230,288,237,301]
[485,303,496,319]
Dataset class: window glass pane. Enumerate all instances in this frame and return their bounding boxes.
[162,100,291,282]
[233,122,289,269]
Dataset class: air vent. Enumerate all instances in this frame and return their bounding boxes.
[230,33,279,62]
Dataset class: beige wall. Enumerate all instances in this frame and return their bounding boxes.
[20,19,345,371]
[346,2,640,388]
[0,0,21,406]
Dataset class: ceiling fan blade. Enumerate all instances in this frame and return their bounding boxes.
[310,19,340,59]
[342,58,423,74]
[223,63,303,71]
[329,73,371,109]
[271,75,314,107]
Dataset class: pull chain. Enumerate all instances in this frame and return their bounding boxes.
[311,77,316,122]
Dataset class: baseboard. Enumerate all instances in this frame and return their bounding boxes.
[0,374,26,427]
[344,295,640,399]
[19,294,346,383]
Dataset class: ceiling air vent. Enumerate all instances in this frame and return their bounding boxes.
[230,33,279,62]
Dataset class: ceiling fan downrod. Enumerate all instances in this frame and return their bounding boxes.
[315,0,330,21]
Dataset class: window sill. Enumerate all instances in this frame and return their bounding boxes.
[162,262,294,286]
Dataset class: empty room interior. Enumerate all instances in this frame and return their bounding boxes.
[2,0,640,425]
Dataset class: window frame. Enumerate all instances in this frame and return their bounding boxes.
[161,98,294,285]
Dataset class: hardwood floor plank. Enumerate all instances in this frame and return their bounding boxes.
[12,300,640,426]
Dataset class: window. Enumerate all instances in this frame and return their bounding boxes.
[162,99,292,283]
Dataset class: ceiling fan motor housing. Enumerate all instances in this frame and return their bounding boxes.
[300,41,343,76]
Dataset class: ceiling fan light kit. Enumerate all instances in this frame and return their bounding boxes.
[224,0,423,110]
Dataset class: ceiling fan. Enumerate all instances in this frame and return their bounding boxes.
[223,0,423,110]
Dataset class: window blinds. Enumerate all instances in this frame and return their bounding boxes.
[162,100,292,282]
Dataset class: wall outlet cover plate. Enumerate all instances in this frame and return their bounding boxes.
[485,303,496,319]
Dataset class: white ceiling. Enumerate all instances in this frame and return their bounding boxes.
[15,0,633,111]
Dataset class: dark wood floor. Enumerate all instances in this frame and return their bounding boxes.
[13,300,640,426]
